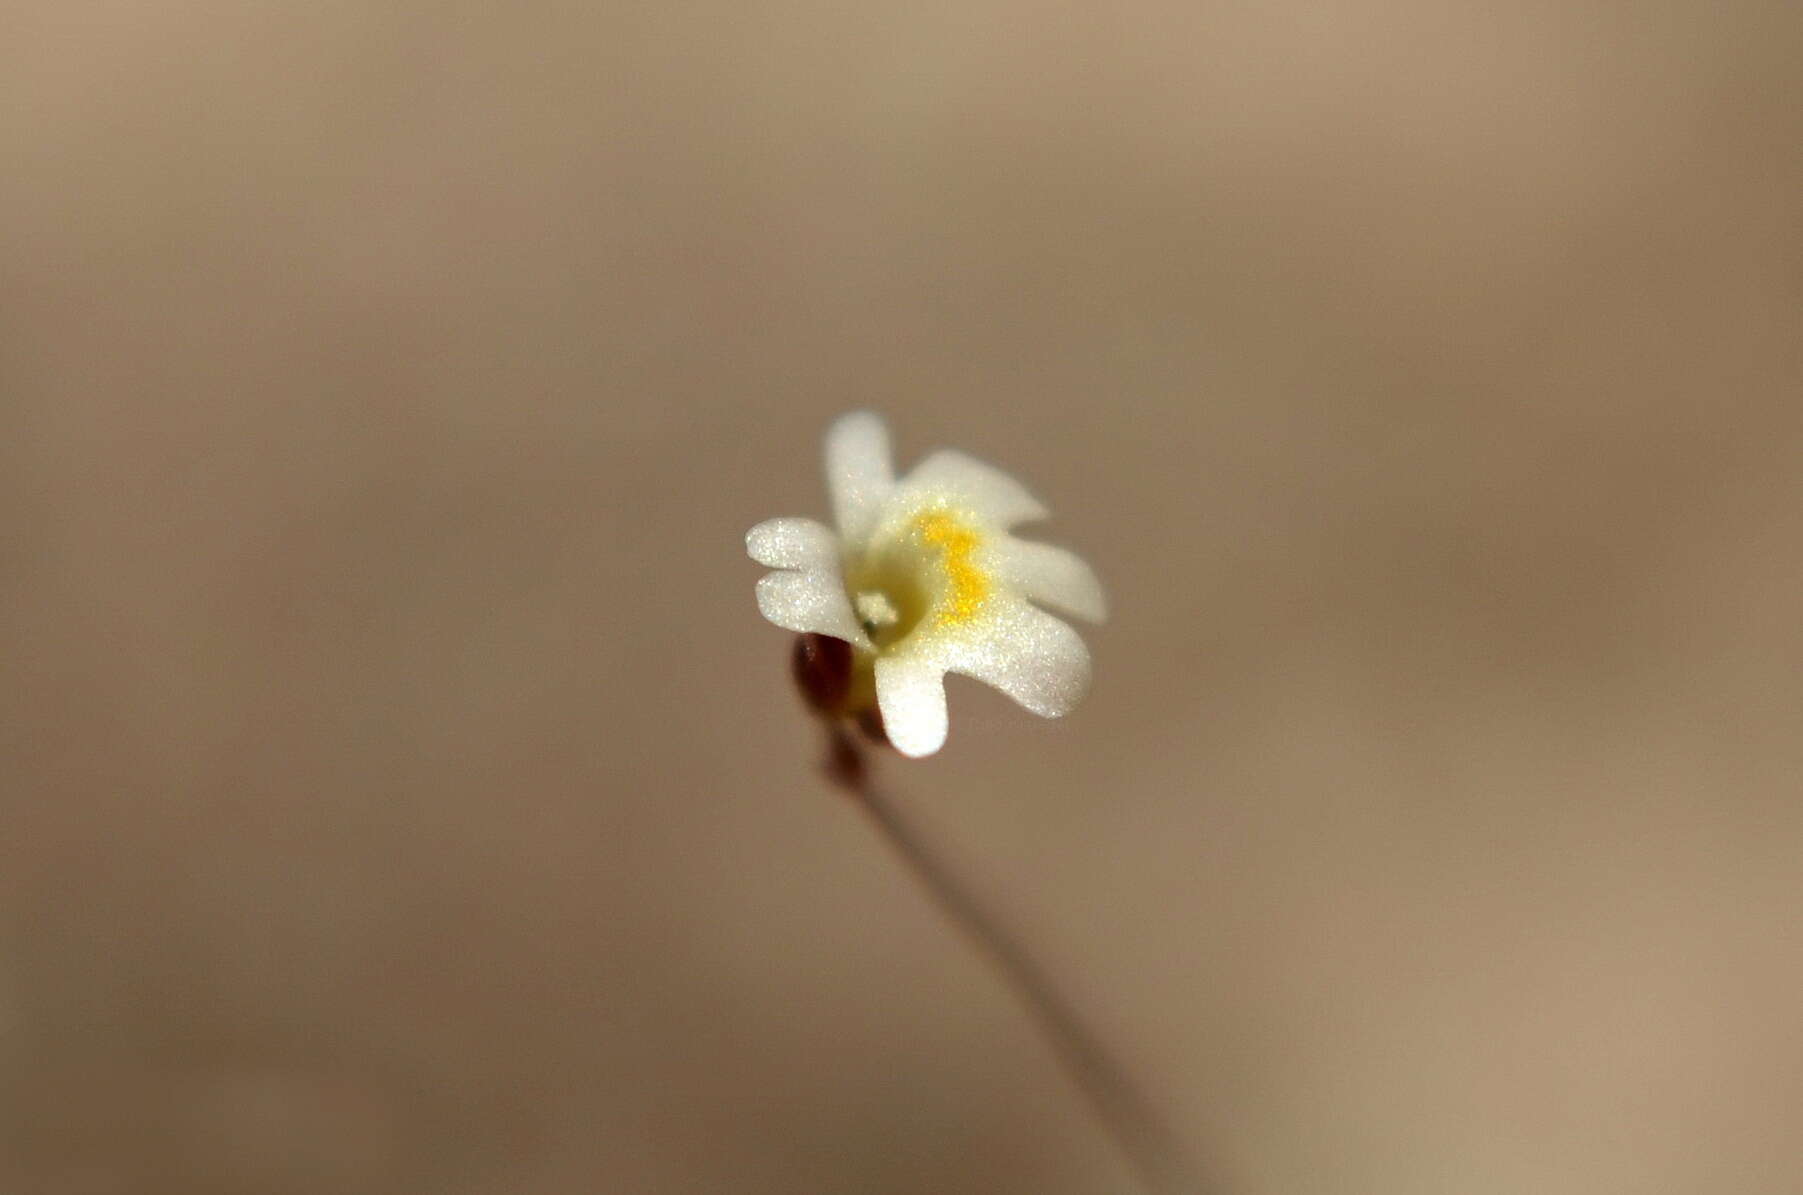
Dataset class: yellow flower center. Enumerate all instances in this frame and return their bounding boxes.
[914,510,988,628]
[848,507,992,649]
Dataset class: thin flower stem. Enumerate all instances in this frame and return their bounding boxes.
[827,725,1212,1194]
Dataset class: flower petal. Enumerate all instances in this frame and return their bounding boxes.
[746,517,839,569]
[944,598,1091,718]
[825,411,895,546]
[755,571,871,648]
[874,655,951,757]
[894,449,1048,530]
[992,538,1107,623]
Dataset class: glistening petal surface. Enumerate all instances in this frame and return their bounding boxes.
[992,538,1108,623]
[747,518,872,649]
[874,655,950,757]
[944,598,1092,718]
[891,449,1049,531]
[755,571,871,649]
[746,517,840,570]
[825,411,895,546]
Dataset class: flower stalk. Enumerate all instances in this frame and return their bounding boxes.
[823,726,1209,1194]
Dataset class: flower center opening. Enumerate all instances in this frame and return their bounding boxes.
[854,590,901,632]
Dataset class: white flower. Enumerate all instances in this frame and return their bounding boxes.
[747,411,1106,757]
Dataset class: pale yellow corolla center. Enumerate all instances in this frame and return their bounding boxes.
[846,507,993,652]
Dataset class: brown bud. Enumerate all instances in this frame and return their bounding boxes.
[791,633,853,715]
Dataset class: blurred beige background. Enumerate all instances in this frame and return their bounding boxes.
[3,2,1801,1192]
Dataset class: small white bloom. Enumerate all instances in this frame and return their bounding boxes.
[747,411,1106,757]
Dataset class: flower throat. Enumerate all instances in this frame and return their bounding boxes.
[850,509,990,648]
